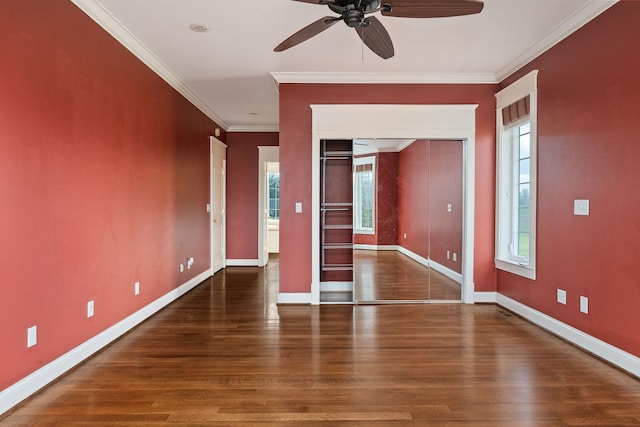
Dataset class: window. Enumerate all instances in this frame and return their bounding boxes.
[353,156,376,234]
[268,172,280,219]
[495,70,538,280]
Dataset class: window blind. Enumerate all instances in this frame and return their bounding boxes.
[501,95,530,127]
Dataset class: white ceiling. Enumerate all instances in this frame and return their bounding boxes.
[73,0,616,131]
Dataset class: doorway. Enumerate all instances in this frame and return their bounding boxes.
[310,104,477,305]
[258,146,279,267]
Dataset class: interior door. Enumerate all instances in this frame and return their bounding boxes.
[262,162,269,264]
[211,137,227,273]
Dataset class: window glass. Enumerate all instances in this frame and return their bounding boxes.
[495,70,538,280]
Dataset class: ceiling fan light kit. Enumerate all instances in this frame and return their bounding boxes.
[274,0,484,59]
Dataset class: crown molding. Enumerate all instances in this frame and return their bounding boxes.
[227,124,280,133]
[497,0,618,81]
[70,0,230,130]
[270,72,498,85]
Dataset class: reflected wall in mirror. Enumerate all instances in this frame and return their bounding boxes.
[353,139,463,303]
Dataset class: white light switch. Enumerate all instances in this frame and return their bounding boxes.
[87,300,94,318]
[27,326,37,348]
[574,199,589,216]
[206,204,212,213]
[447,203,452,213]
[295,202,302,213]
[580,296,589,314]
[557,289,567,305]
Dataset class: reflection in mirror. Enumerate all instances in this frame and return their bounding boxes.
[352,139,463,303]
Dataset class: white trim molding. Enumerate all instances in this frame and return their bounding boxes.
[429,260,463,285]
[277,293,312,305]
[271,72,498,85]
[474,292,498,304]
[320,282,353,292]
[0,269,213,416]
[497,294,640,379]
[70,0,229,129]
[226,259,260,267]
[353,244,399,251]
[227,124,279,133]
[497,0,618,81]
[397,246,430,269]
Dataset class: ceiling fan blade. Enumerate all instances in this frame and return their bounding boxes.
[274,16,339,52]
[382,0,484,18]
[291,0,335,4]
[356,16,394,59]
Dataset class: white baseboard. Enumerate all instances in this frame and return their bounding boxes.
[320,282,353,292]
[474,292,497,303]
[397,246,429,267]
[429,259,463,285]
[0,269,213,416]
[353,244,399,251]
[277,293,312,304]
[496,294,640,378]
[226,259,259,266]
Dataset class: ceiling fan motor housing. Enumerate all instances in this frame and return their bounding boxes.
[344,9,365,26]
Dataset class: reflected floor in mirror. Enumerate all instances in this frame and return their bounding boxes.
[354,249,461,302]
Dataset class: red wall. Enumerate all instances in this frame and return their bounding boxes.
[225,132,279,260]
[396,140,462,272]
[398,141,430,259]
[279,84,497,294]
[376,152,399,245]
[0,2,221,390]
[429,140,463,273]
[354,152,399,246]
[497,2,640,356]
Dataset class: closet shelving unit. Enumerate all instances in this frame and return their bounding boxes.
[320,140,354,285]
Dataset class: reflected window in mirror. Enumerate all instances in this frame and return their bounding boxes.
[354,156,376,234]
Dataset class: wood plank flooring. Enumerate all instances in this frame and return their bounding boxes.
[3,256,640,425]
[354,250,461,302]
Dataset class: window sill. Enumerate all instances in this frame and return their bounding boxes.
[495,258,536,280]
[354,230,375,235]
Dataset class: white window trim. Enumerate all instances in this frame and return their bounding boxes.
[353,155,376,235]
[495,70,538,280]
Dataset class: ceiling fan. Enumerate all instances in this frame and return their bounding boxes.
[274,0,484,59]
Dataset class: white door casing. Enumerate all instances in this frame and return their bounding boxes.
[308,104,477,305]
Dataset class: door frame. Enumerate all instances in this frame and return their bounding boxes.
[258,146,279,267]
[310,104,477,305]
[210,136,227,273]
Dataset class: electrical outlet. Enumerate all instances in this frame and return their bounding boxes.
[574,199,590,216]
[403,233,407,239]
[27,326,37,348]
[453,253,457,262]
[580,296,589,314]
[87,300,94,318]
[179,264,184,273]
[557,289,567,305]
[134,281,140,296]
[447,203,452,212]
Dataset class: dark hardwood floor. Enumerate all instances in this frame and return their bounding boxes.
[354,250,461,302]
[3,255,640,425]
